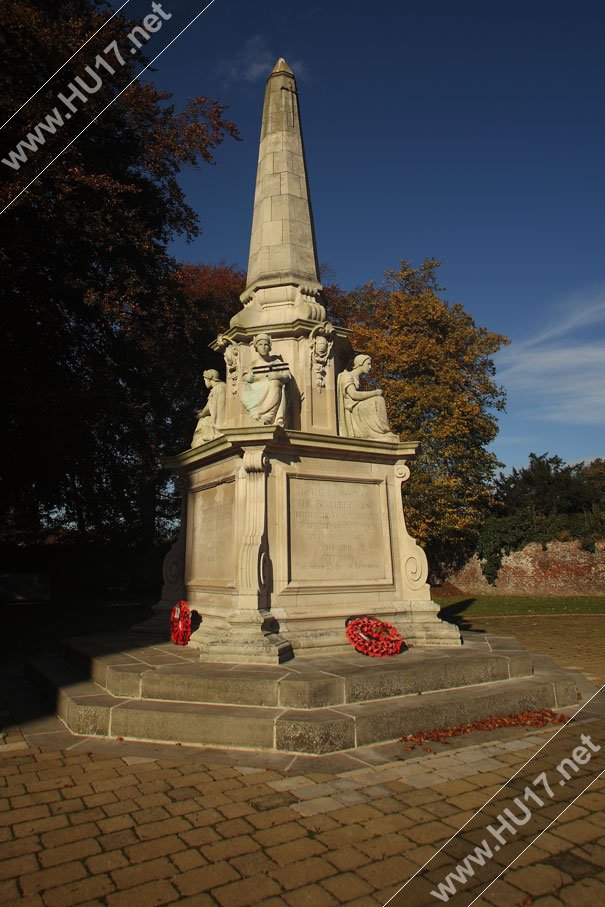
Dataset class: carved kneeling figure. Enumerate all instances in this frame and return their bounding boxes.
[192,369,226,446]
[337,355,399,442]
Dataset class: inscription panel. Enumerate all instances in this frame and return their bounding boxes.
[289,476,389,583]
[190,480,235,585]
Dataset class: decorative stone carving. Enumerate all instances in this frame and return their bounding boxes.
[337,355,399,442]
[191,370,226,446]
[238,449,270,608]
[216,335,240,396]
[241,333,291,427]
[394,459,429,591]
[309,323,335,390]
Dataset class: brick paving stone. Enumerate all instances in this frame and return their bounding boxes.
[317,824,374,850]
[164,797,201,817]
[97,815,134,834]
[97,829,138,851]
[42,874,115,907]
[123,834,186,864]
[283,883,340,906]
[212,873,283,907]
[270,856,338,891]
[182,807,222,828]
[356,832,408,860]
[343,897,382,907]
[559,876,605,905]
[267,837,327,866]
[217,800,255,819]
[43,821,101,849]
[253,821,307,847]
[0,837,41,861]
[508,864,574,897]
[325,805,382,825]
[39,837,101,868]
[321,871,374,901]
[324,846,371,872]
[85,849,129,875]
[20,861,88,896]
[0,853,39,882]
[247,806,302,830]
[135,816,192,840]
[527,898,565,907]
[172,861,240,896]
[0,878,20,903]
[298,814,340,833]
[483,878,539,906]
[358,854,418,890]
[229,849,279,877]
[110,856,175,890]
[178,826,221,848]
[105,879,180,907]
[15,815,69,839]
[170,849,208,872]
[291,797,343,817]
[552,820,604,846]
[215,816,255,838]
[202,833,260,863]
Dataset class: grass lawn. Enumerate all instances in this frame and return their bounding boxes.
[433,594,605,619]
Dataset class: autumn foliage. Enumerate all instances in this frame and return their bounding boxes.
[327,260,509,577]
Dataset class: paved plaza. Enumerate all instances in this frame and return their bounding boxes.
[1,615,604,906]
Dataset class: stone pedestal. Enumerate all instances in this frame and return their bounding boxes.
[166,427,459,663]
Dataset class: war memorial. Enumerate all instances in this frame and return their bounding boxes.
[29,61,580,754]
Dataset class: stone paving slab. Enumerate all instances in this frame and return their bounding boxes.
[0,615,603,905]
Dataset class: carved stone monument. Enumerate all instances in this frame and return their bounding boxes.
[160,58,460,662]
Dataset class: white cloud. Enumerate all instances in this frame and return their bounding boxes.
[216,35,306,86]
[496,287,605,425]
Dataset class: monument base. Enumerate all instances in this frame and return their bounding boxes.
[27,630,583,754]
[159,427,460,663]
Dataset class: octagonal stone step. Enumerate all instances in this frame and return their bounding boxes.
[27,653,578,754]
[58,633,534,709]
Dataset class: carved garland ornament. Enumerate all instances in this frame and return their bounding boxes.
[309,322,335,390]
[216,334,240,396]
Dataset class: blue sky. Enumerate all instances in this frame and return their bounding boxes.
[120,0,604,472]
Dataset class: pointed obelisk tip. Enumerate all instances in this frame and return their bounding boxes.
[271,57,293,75]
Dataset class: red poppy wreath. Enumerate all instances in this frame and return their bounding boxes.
[170,600,192,645]
[345,616,404,657]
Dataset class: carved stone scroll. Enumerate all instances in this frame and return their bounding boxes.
[394,459,429,591]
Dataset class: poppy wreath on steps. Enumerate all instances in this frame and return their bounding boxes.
[170,601,192,645]
[345,616,404,657]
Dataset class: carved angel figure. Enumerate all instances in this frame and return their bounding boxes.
[337,355,399,442]
[191,370,226,446]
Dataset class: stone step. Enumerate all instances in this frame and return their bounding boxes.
[27,653,578,754]
[58,633,534,709]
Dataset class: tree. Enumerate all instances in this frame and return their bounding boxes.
[326,260,509,576]
[1,1,239,544]
[494,453,599,517]
[475,453,605,583]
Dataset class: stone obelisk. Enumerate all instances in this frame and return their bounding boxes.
[158,59,460,662]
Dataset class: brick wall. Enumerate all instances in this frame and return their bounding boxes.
[448,540,605,595]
